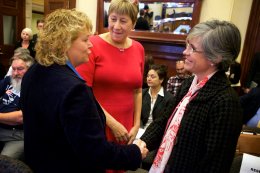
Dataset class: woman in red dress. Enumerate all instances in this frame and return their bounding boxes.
[76,1,144,172]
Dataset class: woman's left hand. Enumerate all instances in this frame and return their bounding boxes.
[127,125,139,144]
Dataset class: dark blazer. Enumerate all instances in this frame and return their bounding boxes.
[20,63,141,173]
[141,71,243,173]
[240,86,260,123]
[135,17,150,30]
[32,34,38,44]
[141,88,174,127]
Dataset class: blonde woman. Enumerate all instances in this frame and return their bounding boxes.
[20,9,147,173]
[15,28,35,58]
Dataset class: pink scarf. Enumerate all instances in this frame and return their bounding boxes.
[149,75,209,173]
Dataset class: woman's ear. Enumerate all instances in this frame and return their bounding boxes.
[132,22,136,30]
[210,55,222,66]
[215,55,223,64]
[160,78,164,85]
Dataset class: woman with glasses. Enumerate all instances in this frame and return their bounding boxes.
[135,20,243,173]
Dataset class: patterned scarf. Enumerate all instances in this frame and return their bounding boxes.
[149,75,209,173]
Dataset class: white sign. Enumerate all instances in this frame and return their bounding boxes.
[240,153,260,173]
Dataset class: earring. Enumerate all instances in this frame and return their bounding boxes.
[210,63,214,66]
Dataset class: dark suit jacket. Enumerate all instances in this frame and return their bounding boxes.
[135,17,150,30]
[32,34,38,44]
[141,71,243,173]
[20,63,141,173]
[240,86,260,123]
[141,88,174,127]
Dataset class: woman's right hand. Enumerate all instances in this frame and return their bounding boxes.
[110,120,130,143]
[133,139,148,159]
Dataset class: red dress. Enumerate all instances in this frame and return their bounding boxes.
[76,35,144,172]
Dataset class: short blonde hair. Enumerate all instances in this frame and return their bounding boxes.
[109,0,138,24]
[21,28,33,40]
[36,9,92,66]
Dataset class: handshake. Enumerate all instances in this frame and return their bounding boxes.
[133,139,148,159]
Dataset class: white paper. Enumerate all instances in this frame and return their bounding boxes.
[240,153,260,173]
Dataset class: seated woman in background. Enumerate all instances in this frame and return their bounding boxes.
[138,64,174,170]
[15,28,35,58]
[141,64,174,130]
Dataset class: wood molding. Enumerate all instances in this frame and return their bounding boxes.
[240,0,260,88]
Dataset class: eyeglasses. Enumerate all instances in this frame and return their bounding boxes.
[185,43,204,54]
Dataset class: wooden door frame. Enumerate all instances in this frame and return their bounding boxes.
[240,0,260,88]
[0,0,25,71]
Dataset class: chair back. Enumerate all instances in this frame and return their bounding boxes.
[237,127,260,156]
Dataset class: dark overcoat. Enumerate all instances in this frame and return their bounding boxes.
[20,63,141,173]
[141,71,243,173]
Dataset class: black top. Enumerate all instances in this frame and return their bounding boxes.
[141,88,174,127]
[135,17,150,30]
[15,40,36,58]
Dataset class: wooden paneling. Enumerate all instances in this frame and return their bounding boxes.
[240,0,260,88]
[2,0,17,8]
[44,0,75,16]
[140,40,185,77]
[0,0,25,72]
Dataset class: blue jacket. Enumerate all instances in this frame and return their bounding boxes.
[240,87,260,123]
[20,63,141,173]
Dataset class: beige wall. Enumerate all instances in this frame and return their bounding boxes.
[26,0,32,28]
[76,0,98,32]
[231,0,253,62]
[30,0,97,34]
[200,0,253,62]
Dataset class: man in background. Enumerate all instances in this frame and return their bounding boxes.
[0,52,34,159]
[166,60,190,96]
[135,9,150,30]
[143,4,153,27]
[32,19,44,45]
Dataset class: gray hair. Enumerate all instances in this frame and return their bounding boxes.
[14,47,30,56]
[187,20,241,71]
[10,51,34,68]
